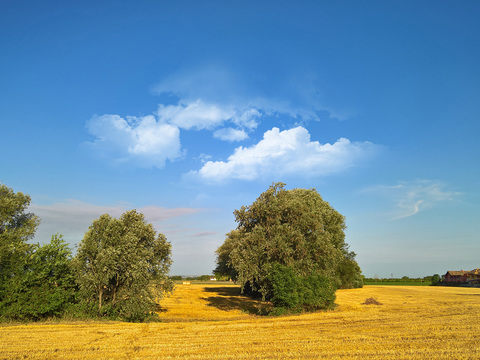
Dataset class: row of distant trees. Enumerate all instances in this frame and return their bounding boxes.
[0,183,173,322]
[169,275,213,281]
[364,276,439,284]
[1,181,364,321]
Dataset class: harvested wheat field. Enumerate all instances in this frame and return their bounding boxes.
[2,284,480,359]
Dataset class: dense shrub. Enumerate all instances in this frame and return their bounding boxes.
[431,274,441,286]
[269,264,336,314]
[0,235,76,321]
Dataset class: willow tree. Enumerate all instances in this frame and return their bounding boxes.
[73,210,173,321]
[215,183,362,310]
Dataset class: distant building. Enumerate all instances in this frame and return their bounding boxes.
[444,270,469,283]
[443,268,480,284]
[209,277,217,281]
[467,268,480,284]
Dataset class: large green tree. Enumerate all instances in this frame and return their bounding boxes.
[0,183,39,301]
[215,183,362,307]
[73,210,173,321]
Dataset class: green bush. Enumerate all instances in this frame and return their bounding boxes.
[431,274,441,286]
[0,235,76,322]
[301,273,336,311]
[269,264,336,314]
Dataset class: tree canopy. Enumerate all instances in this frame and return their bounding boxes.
[215,183,362,311]
[0,183,175,322]
[73,210,173,321]
[0,183,39,301]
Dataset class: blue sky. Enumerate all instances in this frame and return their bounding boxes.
[1,1,479,277]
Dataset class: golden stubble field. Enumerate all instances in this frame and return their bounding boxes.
[2,284,480,359]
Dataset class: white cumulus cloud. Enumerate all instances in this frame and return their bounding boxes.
[86,67,374,169]
[193,126,379,181]
[86,114,181,168]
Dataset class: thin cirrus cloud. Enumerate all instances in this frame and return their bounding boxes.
[152,66,331,121]
[362,180,461,219]
[213,127,249,142]
[30,199,201,246]
[157,100,235,131]
[192,126,380,181]
[156,100,260,131]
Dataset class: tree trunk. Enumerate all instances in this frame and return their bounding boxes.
[98,288,103,310]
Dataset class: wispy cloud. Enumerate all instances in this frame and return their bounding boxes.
[30,200,201,246]
[363,180,461,219]
[213,127,249,142]
[156,100,259,131]
[193,231,217,237]
[151,65,341,122]
[157,100,234,131]
[191,126,380,182]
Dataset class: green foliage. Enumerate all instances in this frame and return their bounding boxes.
[215,183,362,306]
[73,210,173,321]
[431,274,441,285]
[363,277,432,286]
[196,275,213,281]
[269,264,336,314]
[337,252,364,289]
[0,234,76,321]
[0,183,39,301]
[214,235,238,281]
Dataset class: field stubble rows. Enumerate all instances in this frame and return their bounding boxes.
[2,284,480,359]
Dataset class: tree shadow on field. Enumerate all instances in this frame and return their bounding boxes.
[203,286,271,315]
[155,304,167,313]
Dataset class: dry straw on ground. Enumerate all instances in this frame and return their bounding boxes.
[362,297,383,305]
[1,284,480,359]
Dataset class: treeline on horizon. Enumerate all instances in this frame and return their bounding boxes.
[1,182,366,322]
[173,275,437,283]
[364,276,435,284]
